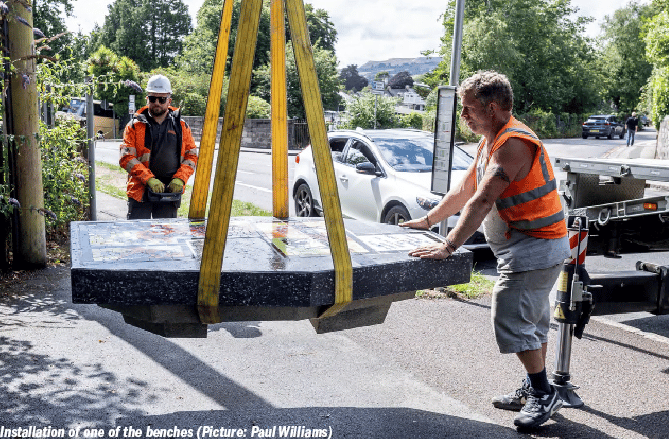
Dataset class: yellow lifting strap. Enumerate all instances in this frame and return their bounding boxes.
[197,0,264,323]
[196,0,353,323]
[285,0,352,318]
[271,0,289,219]
[189,0,235,219]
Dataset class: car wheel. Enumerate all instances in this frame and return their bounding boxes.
[383,205,411,225]
[596,136,600,139]
[619,131,625,139]
[607,131,613,140]
[582,134,588,139]
[294,183,316,217]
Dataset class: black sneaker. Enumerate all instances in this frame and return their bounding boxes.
[492,378,530,411]
[513,387,563,429]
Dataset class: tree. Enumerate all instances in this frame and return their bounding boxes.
[340,64,368,91]
[598,3,654,113]
[300,4,337,52]
[388,71,414,89]
[437,0,599,114]
[375,71,390,82]
[97,0,192,71]
[644,7,669,126]
[253,42,341,118]
[177,0,337,76]
[342,92,399,129]
[87,45,141,118]
[32,0,75,58]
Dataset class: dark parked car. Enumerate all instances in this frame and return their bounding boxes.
[581,115,624,140]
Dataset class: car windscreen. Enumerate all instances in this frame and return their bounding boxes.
[588,117,606,122]
[372,136,472,172]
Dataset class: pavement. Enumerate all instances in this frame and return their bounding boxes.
[2,137,669,437]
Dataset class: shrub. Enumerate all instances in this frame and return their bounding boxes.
[246,96,271,119]
[399,112,423,129]
[40,120,90,239]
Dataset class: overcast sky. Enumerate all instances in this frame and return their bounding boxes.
[66,0,649,68]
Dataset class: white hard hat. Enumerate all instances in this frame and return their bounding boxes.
[146,75,172,94]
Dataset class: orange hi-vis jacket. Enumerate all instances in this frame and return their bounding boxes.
[475,116,566,239]
[119,106,198,202]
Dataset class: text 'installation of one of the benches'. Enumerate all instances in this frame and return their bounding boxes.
[71,217,473,337]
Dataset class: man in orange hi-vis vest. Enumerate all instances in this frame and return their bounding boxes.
[401,71,569,430]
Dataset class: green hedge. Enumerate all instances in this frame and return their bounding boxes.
[421,110,590,141]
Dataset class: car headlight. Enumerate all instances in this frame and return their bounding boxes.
[416,196,440,210]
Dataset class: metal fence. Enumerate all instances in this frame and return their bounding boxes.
[291,119,310,149]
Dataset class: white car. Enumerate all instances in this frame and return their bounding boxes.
[292,128,487,249]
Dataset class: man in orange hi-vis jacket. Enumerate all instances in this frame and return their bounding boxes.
[119,74,198,219]
[401,71,570,430]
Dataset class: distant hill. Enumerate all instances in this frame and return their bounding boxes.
[356,56,443,80]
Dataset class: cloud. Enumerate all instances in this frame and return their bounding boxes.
[308,0,445,67]
[67,0,650,68]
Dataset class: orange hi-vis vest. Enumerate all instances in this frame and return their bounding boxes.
[120,106,198,202]
[475,116,566,239]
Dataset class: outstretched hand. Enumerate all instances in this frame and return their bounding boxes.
[408,243,453,259]
[399,216,430,230]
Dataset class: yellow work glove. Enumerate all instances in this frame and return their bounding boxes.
[146,178,165,193]
[167,178,184,193]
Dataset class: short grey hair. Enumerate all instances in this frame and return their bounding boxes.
[460,70,513,111]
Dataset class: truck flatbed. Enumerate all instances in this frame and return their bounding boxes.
[554,156,669,182]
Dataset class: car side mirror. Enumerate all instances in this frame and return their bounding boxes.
[356,162,380,176]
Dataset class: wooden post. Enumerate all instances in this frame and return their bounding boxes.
[8,2,46,268]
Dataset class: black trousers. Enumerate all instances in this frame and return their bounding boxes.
[127,198,178,219]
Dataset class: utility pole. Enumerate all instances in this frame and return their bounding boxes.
[8,2,46,268]
[449,0,465,87]
[86,92,96,220]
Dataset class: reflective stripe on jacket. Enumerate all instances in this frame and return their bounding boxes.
[119,106,199,202]
[476,116,566,239]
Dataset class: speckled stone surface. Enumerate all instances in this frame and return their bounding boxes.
[71,217,473,307]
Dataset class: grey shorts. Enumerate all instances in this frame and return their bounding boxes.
[490,264,562,354]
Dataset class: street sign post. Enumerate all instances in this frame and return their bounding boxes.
[371,81,385,128]
[431,86,458,196]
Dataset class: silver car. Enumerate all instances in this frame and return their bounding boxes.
[291,128,487,249]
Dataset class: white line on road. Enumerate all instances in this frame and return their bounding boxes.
[591,316,669,346]
[235,182,272,193]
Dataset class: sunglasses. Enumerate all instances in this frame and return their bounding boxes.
[147,96,169,104]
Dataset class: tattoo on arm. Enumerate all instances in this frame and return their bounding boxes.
[487,165,511,183]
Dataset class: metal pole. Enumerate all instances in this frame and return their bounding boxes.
[554,322,573,374]
[86,92,97,220]
[374,94,377,129]
[439,0,465,236]
[449,0,465,87]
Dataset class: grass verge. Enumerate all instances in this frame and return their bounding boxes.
[94,161,272,217]
[416,269,494,300]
